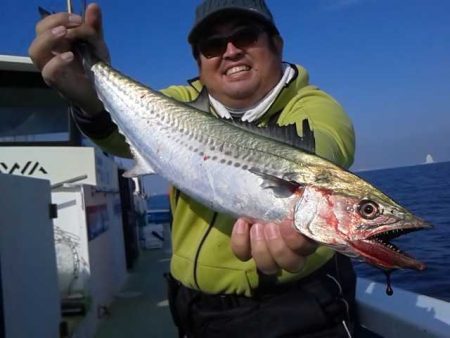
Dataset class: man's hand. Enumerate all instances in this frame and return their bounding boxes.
[231,218,318,275]
[28,3,109,115]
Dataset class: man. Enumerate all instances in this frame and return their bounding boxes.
[29,1,357,337]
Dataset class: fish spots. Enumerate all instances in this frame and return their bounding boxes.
[203,155,210,161]
[315,171,331,184]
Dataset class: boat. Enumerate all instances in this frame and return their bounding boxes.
[1,54,449,338]
[357,278,450,337]
[425,154,435,164]
[0,54,146,338]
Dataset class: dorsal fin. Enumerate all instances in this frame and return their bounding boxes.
[184,87,316,154]
[227,118,316,154]
[186,87,211,112]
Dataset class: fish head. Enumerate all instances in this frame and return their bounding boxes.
[293,183,432,271]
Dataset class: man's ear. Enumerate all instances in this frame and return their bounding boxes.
[274,35,284,56]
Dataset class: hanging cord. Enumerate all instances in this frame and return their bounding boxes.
[326,271,352,338]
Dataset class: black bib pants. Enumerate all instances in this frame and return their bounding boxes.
[166,254,357,338]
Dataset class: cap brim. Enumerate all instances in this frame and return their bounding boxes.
[188,8,277,44]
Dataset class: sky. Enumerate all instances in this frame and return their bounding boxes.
[1,0,450,174]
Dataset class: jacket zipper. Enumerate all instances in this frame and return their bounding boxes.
[193,212,218,289]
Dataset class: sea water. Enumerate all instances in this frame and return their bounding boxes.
[355,161,450,301]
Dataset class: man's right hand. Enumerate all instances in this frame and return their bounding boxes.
[28,3,109,116]
[231,218,318,275]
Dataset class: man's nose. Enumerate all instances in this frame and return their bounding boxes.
[223,41,243,58]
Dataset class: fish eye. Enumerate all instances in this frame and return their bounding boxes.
[357,200,380,219]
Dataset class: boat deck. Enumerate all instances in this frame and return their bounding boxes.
[94,249,177,338]
[94,248,385,338]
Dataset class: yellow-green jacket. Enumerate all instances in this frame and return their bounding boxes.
[83,64,355,297]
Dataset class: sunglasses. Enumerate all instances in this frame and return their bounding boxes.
[197,26,264,59]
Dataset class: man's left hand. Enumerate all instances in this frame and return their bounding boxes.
[231,218,318,275]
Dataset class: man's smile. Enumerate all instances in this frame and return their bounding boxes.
[225,65,251,76]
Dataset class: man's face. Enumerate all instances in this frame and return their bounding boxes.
[197,18,283,109]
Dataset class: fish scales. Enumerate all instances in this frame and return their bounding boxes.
[91,62,305,222]
[86,60,431,271]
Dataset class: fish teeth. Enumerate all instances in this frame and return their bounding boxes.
[87,60,429,271]
[371,237,403,253]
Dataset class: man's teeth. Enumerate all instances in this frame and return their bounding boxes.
[226,65,250,75]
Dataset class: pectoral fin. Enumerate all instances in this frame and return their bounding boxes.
[123,147,156,178]
[249,168,302,197]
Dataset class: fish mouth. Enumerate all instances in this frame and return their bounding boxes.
[352,221,432,271]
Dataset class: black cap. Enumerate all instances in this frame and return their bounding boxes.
[188,0,278,44]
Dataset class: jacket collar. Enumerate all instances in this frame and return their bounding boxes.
[186,63,309,125]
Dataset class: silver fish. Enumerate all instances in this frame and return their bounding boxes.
[86,59,431,271]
